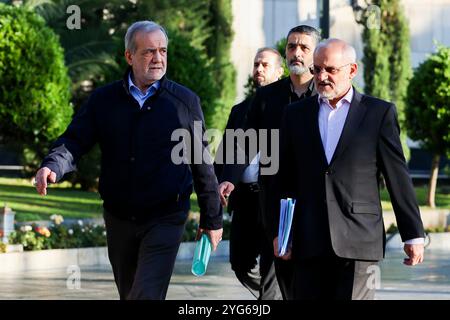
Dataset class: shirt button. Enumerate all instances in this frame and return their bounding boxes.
[146,106,151,111]
[130,157,135,162]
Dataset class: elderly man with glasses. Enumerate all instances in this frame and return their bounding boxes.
[275,38,425,300]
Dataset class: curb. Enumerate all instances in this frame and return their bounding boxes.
[0,240,230,273]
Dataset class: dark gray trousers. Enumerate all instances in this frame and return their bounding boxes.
[104,210,187,300]
[229,186,282,300]
[293,255,378,300]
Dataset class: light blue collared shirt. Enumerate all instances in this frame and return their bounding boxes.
[128,73,160,108]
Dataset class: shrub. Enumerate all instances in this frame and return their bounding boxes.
[0,3,72,173]
[405,46,450,208]
[386,223,399,234]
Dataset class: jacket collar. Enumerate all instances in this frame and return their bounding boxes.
[327,87,365,166]
[286,76,316,99]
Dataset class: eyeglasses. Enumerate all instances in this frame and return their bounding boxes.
[310,63,353,75]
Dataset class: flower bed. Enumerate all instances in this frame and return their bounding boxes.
[2,212,231,252]
[7,215,107,251]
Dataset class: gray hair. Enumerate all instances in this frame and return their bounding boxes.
[314,38,357,63]
[256,47,283,68]
[125,21,169,53]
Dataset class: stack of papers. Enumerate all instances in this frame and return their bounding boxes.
[278,198,296,256]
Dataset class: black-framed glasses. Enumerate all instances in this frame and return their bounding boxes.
[310,63,353,75]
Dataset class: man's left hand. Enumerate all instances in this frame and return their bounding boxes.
[196,228,223,251]
[403,243,424,266]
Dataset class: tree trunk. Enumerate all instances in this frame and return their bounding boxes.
[427,154,441,208]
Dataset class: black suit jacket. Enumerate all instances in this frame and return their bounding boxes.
[215,97,253,212]
[221,77,315,237]
[221,77,313,185]
[278,89,424,261]
[215,98,252,182]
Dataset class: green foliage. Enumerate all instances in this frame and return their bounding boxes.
[182,216,200,242]
[0,3,72,171]
[424,226,450,233]
[166,30,218,128]
[356,0,411,158]
[405,46,450,158]
[386,223,398,234]
[275,37,290,77]
[243,75,257,99]
[380,183,450,210]
[204,0,237,131]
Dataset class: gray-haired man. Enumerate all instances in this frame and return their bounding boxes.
[35,21,223,300]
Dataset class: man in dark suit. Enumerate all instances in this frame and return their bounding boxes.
[34,21,222,300]
[276,38,425,300]
[218,25,321,299]
[215,47,284,299]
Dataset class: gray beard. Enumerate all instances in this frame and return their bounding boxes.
[288,64,309,76]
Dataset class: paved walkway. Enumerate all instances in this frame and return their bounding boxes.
[0,249,449,300]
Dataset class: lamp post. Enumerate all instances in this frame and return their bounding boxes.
[319,0,330,39]
[0,205,16,243]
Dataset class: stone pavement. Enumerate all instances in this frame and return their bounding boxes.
[0,249,449,300]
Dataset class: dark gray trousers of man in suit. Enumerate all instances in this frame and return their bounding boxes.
[293,255,378,300]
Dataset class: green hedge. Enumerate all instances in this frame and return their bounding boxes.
[0,3,72,171]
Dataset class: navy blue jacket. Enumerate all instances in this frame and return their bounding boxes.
[41,70,222,230]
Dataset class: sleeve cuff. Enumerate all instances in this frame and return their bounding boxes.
[404,237,425,245]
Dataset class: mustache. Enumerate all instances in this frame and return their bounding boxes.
[289,58,304,65]
[318,80,333,86]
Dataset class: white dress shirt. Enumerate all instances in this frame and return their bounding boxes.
[317,87,423,245]
[241,152,260,183]
[318,87,353,164]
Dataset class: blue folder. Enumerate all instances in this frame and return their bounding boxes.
[191,233,212,276]
[278,198,296,256]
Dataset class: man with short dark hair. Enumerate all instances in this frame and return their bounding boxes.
[34,21,223,300]
[216,47,284,299]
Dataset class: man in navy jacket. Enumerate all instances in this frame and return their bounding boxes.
[34,21,223,300]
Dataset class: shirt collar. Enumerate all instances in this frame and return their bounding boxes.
[318,86,354,110]
[128,73,160,96]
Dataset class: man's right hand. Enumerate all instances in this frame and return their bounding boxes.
[35,167,56,196]
[273,236,292,260]
[218,181,235,207]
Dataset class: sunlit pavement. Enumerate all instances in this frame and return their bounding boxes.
[0,250,449,300]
